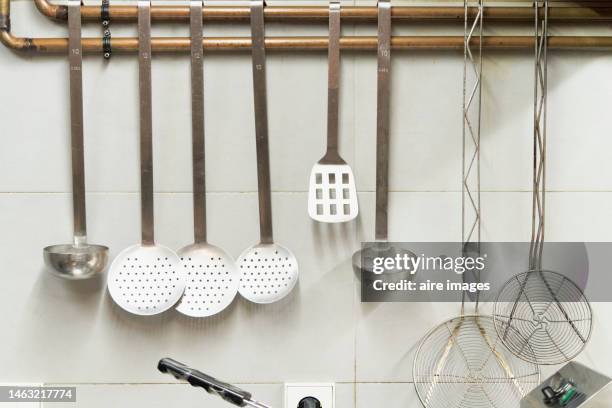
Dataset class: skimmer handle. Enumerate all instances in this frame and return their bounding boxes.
[320,0,343,165]
[138,0,154,245]
[250,0,273,245]
[190,0,207,244]
[68,0,87,246]
[375,0,391,241]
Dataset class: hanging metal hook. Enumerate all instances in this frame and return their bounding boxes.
[101,0,111,59]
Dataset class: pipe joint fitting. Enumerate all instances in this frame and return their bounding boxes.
[0,15,9,31]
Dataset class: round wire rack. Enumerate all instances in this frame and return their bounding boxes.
[492,270,593,365]
[413,315,540,408]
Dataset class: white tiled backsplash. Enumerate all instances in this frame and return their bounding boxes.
[1,1,611,407]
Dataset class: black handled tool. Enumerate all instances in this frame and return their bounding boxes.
[158,358,271,408]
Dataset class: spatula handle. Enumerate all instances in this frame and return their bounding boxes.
[250,0,273,244]
[321,0,343,165]
[375,0,391,241]
[138,0,154,245]
[190,0,207,244]
[68,0,87,245]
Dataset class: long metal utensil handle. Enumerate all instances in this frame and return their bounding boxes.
[321,0,342,164]
[68,0,87,247]
[190,0,206,244]
[250,0,273,245]
[504,0,549,340]
[139,0,154,246]
[375,0,391,241]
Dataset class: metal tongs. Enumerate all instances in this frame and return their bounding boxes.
[158,358,271,408]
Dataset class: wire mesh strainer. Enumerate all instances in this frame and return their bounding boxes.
[414,3,540,407]
[414,316,541,408]
[492,0,592,365]
[494,270,592,365]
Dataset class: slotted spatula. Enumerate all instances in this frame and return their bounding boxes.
[307,0,358,223]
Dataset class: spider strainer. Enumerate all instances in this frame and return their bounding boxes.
[237,0,298,305]
[492,0,592,365]
[414,316,541,408]
[307,0,358,224]
[352,0,415,279]
[175,0,239,318]
[107,0,184,316]
[414,4,540,407]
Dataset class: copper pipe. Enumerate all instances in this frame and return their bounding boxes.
[32,0,612,23]
[3,1,612,53]
[5,35,612,54]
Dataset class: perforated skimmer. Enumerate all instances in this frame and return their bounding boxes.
[107,0,185,316]
[237,0,298,304]
[307,0,358,223]
[175,0,239,318]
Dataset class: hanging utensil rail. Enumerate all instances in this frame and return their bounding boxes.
[2,0,612,53]
[29,0,612,23]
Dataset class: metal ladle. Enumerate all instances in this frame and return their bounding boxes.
[352,0,415,280]
[44,0,108,280]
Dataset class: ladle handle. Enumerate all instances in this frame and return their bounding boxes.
[250,0,273,245]
[138,0,154,245]
[68,0,87,245]
[375,0,391,241]
[321,0,342,165]
[190,0,206,244]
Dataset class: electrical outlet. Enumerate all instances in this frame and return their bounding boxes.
[285,383,335,408]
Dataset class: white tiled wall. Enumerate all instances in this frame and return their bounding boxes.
[1,1,612,407]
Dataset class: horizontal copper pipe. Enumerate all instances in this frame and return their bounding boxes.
[32,0,612,23]
[4,34,612,54]
[3,0,612,53]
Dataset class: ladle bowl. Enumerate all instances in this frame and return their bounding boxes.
[352,242,417,281]
[44,243,109,280]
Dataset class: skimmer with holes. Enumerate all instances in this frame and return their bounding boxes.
[175,1,239,318]
[492,0,592,365]
[307,0,358,223]
[107,0,184,316]
[237,0,298,304]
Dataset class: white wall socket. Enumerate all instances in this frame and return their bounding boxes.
[285,383,335,408]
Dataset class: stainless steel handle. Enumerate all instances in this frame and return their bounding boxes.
[250,0,273,245]
[320,0,343,165]
[375,0,391,241]
[138,0,154,245]
[190,0,206,244]
[68,0,87,246]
